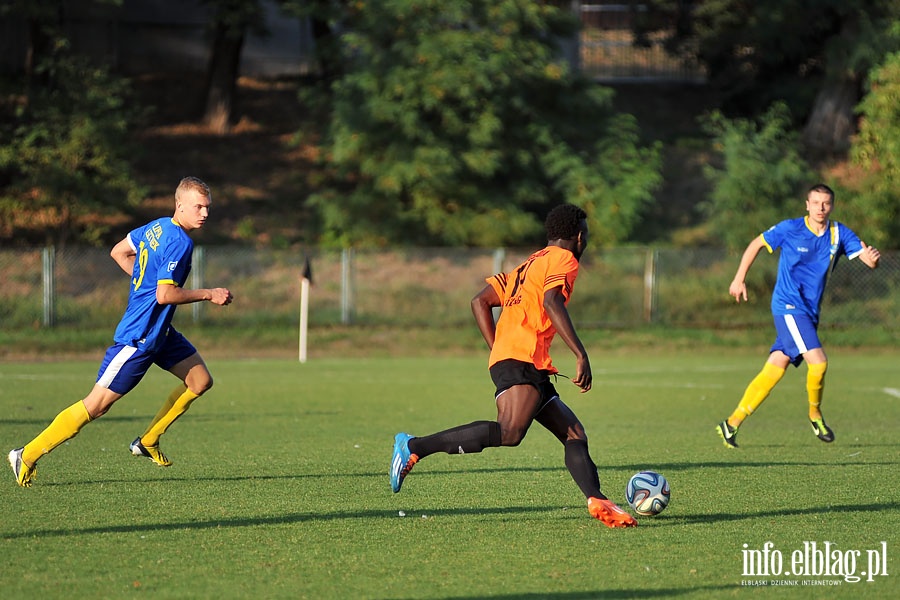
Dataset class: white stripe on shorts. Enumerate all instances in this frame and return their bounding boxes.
[97,345,138,389]
[783,314,809,354]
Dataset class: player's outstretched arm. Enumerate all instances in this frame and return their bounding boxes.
[859,241,881,269]
[156,284,233,306]
[544,287,591,392]
[729,235,766,303]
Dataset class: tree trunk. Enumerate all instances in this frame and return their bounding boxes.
[203,22,245,134]
[310,15,342,82]
[801,14,863,159]
[801,76,860,158]
[25,14,57,106]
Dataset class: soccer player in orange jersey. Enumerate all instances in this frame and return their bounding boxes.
[389,204,636,528]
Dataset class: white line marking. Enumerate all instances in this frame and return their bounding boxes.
[883,388,900,398]
[596,380,724,389]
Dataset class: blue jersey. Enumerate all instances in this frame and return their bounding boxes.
[113,218,194,353]
[761,217,864,321]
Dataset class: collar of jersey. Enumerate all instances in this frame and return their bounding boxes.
[804,216,831,237]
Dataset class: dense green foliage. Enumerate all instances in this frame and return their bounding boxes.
[311,0,661,247]
[4,1,900,248]
[700,103,816,251]
[845,50,900,248]
[679,0,899,119]
[0,42,144,246]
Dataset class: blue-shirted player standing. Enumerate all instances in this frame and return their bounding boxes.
[716,183,881,448]
[9,177,233,487]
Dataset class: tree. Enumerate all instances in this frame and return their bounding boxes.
[701,103,816,251]
[666,0,900,156]
[1,0,122,100]
[281,0,347,82]
[0,0,58,96]
[801,4,900,158]
[0,41,144,246]
[311,0,661,247]
[844,49,900,248]
[201,0,267,134]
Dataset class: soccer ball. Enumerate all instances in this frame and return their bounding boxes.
[625,471,670,516]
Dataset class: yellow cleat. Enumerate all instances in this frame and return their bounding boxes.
[130,437,173,467]
[8,448,36,487]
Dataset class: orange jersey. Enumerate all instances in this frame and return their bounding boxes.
[486,245,579,372]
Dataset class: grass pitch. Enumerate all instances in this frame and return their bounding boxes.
[1,350,898,599]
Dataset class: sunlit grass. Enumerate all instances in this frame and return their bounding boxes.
[1,351,898,598]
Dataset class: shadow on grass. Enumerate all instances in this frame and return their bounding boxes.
[2,410,341,427]
[630,501,900,527]
[16,456,899,492]
[381,586,739,599]
[3,498,898,540]
[2,416,150,427]
[612,457,900,471]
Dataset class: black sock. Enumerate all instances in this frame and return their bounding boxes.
[408,421,502,459]
[564,439,602,499]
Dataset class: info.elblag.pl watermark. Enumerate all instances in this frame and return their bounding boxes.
[741,541,889,586]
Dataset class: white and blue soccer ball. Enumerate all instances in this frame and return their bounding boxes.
[625,471,670,516]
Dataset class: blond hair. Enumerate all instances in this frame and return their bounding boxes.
[175,176,211,202]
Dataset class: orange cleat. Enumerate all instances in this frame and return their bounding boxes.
[588,497,637,528]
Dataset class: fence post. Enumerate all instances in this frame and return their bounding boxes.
[492,248,506,322]
[42,246,55,327]
[192,245,205,323]
[643,248,657,324]
[341,247,354,324]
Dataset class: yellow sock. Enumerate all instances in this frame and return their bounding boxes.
[807,362,828,421]
[22,401,92,465]
[144,384,185,432]
[140,385,200,447]
[728,362,786,428]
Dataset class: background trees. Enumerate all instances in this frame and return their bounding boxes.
[700,104,816,251]
[0,0,144,246]
[202,0,267,133]
[665,0,900,156]
[1,0,899,249]
[842,49,900,248]
[311,0,661,247]
[652,0,900,247]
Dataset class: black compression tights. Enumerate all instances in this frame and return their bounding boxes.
[408,421,502,458]
[564,438,603,499]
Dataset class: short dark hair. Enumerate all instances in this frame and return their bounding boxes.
[545,204,587,240]
[808,183,834,199]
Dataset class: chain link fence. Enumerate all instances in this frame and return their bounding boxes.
[2,246,897,335]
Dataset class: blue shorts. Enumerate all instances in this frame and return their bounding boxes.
[96,329,197,394]
[771,313,821,367]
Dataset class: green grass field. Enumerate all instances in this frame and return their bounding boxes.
[1,350,898,599]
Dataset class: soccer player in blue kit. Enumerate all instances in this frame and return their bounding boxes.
[717,184,880,448]
[8,177,233,487]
